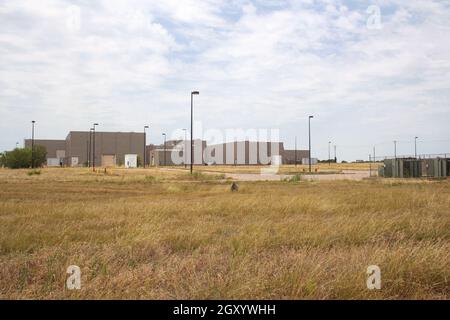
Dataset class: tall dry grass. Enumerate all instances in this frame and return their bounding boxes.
[0,168,448,299]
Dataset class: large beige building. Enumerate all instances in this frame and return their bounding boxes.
[25,131,145,167]
[25,132,309,167]
[149,140,309,166]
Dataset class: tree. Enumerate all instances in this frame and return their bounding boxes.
[2,146,47,169]
[0,152,6,167]
[33,145,47,168]
[3,148,31,169]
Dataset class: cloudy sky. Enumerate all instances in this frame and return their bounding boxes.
[1,0,449,161]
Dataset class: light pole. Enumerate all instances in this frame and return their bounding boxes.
[144,125,149,168]
[86,140,88,167]
[92,123,98,171]
[334,145,337,163]
[190,91,199,174]
[88,128,93,168]
[295,136,297,167]
[308,115,313,173]
[414,136,418,159]
[162,133,166,166]
[31,121,35,168]
[328,141,331,166]
[183,128,187,169]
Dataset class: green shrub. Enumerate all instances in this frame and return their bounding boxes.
[286,174,303,183]
[27,169,41,176]
[2,146,47,169]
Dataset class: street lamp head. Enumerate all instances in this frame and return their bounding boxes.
[32,120,35,123]
[309,115,314,119]
[191,91,199,95]
[162,133,166,136]
[144,125,149,129]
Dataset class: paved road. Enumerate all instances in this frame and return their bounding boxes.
[223,170,372,181]
[161,168,373,181]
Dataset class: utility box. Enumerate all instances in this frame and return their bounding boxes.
[125,154,138,168]
[383,158,449,179]
[446,159,450,177]
[403,159,422,178]
[378,165,385,177]
[425,158,447,178]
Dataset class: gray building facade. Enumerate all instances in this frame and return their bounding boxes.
[149,140,309,166]
[26,131,145,167]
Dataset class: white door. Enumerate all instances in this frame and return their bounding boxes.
[71,157,79,167]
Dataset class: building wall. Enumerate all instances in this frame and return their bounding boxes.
[150,149,181,166]
[279,149,310,164]
[24,139,66,166]
[150,140,206,166]
[204,141,308,165]
[205,141,280,165]
[65,132,90,166]
[66,131,145,167]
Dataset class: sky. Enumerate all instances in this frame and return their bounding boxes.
[1,0,449,161]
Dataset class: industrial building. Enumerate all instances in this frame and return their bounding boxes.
[149,140,309,166]
[23,139,66,167]
[25,131,310,168]
[25,131,144,167]
[379,158,450,178]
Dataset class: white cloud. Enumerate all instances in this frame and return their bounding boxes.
[0,0,449,160]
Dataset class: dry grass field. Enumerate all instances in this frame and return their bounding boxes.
[0,167,449,299]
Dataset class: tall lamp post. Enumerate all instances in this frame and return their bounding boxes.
[162,133,166,166]
[190,91,199,174]
[183,128,187,169]
[328,141,331,166]
[31,121,35,168]
[334,145,337,163]
[143,125,149,168]
[308,115,313,173]
[92,123,98,171]
[88,128,93,168]
[414,136,418,159]
[295,136,297,167]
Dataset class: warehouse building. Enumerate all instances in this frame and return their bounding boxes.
[149,140,309,166]
[149,139,206,166]
[24,139,66,167]
[25,132,309,168]
[25,131,144,167]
